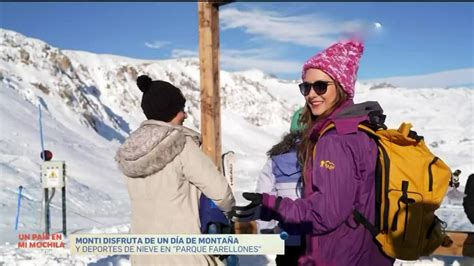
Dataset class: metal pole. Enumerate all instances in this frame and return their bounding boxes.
[62,186,66,236]
[15,186,23,230]
[44,188,49,235]
[39,103,49,234]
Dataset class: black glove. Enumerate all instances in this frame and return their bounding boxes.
[229,192,263,222]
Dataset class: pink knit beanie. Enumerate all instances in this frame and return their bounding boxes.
[301,40,364,99]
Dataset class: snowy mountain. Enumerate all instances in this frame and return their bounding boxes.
[0,28,301,246]
[0,28,473,265]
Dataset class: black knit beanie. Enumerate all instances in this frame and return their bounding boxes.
[136,75,186,122]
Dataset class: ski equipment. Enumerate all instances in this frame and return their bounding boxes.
[450,169,461,189]
[222,151,235,188]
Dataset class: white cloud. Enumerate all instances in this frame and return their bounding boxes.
[220,8,370,48]
[220,48,301,74]
[170,47,301,75]
[170,49,198,58]
[167,8,376,76]
[365,68,474,88]
[144,41,170,49]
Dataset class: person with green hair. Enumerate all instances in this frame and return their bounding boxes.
[255,107,305,266]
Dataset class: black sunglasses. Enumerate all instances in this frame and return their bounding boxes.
[298,81,333,96]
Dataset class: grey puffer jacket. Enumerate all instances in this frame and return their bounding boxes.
[115,120,235,266]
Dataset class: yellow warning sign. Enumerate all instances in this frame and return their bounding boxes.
[46,168,60,187]
[48,170,58,178]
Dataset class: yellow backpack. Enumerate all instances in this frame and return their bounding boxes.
[319,122,451,260]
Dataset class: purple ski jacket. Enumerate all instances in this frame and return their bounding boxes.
[261,101,394,266]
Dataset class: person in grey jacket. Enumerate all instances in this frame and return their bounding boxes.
[115,75,235,266]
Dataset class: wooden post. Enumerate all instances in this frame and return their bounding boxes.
[198,2,222,169]
[198,1,256,234]
[433,231,474,257]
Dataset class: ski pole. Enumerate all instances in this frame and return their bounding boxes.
[15,185,23,231]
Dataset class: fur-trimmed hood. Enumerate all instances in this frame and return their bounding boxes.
[115,120,200,178]
[267,131,301,157]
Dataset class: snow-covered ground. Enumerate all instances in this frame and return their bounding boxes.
[1,28,473,265]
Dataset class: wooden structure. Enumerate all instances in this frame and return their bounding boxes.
[434,231,474,257]
[198,1,227,170]
[198,1,256,234]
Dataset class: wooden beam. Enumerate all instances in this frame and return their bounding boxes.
[198,2,221,169]
[211,0,234,7]
[433,231,474,257]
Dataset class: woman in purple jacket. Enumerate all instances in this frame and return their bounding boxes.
[231,40,394,266]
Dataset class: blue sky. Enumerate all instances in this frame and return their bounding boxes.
[1,2,473,83]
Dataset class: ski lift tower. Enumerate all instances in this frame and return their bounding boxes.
[198,1,233,170]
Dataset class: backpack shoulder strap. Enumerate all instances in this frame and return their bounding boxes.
[357,124,380,139]
[313,123,337,158]
[318,123,380,140]
[318,123,336,140]
[314,123,380,157]
[353,209,380,237]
